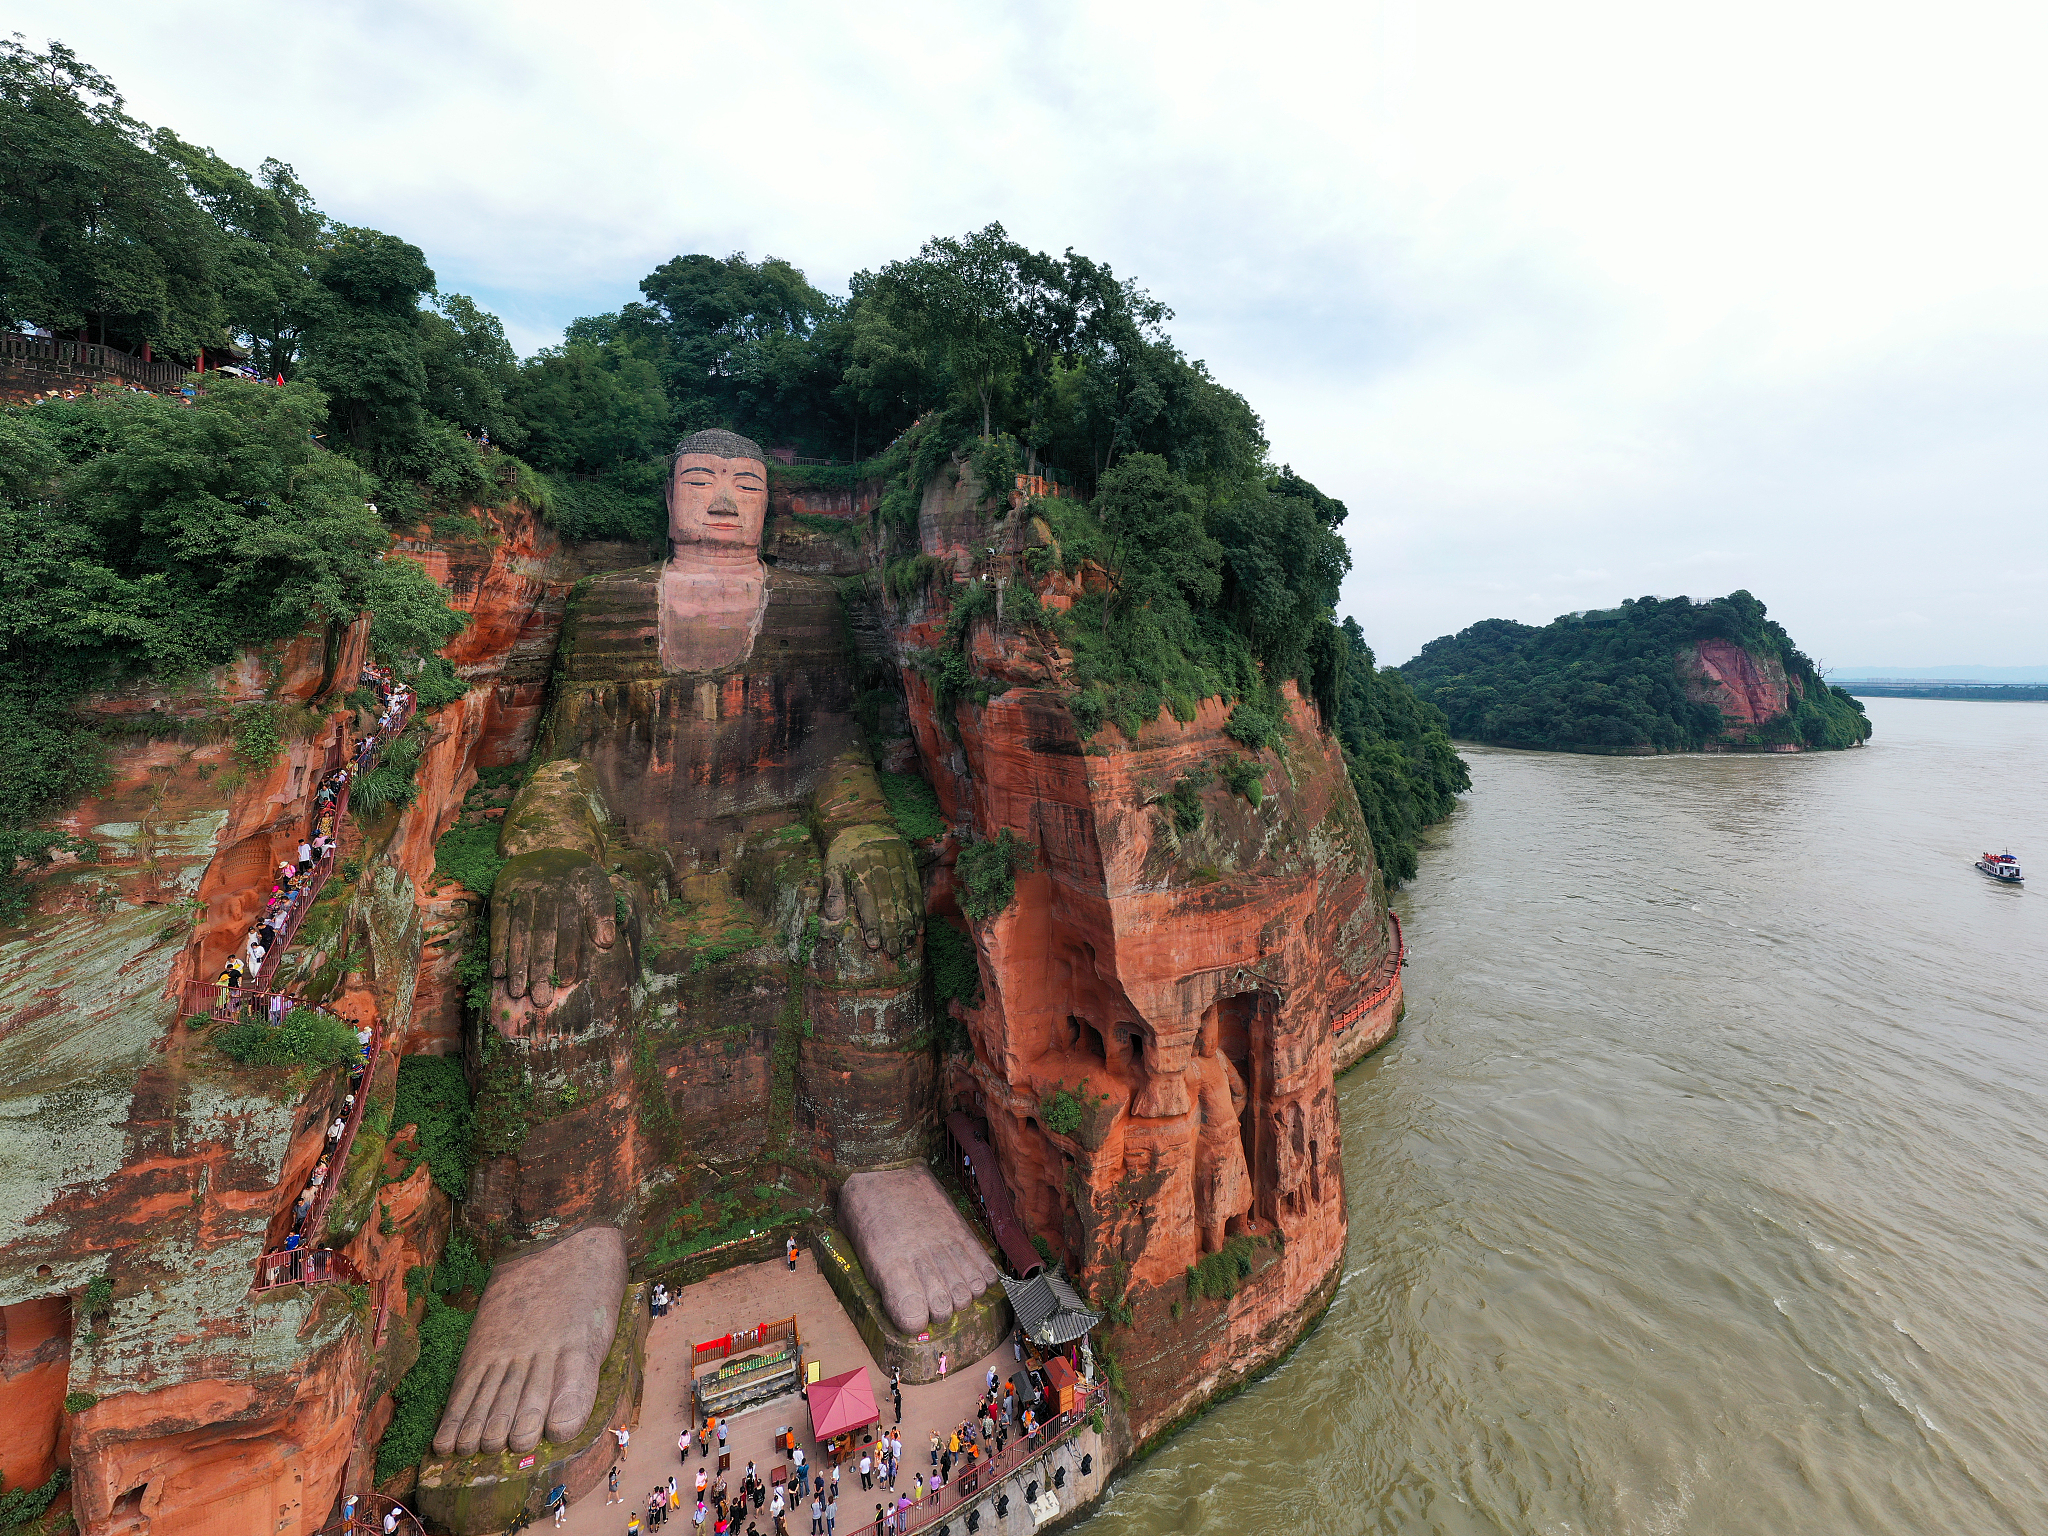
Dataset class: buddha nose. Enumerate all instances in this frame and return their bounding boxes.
[711,491,738,514]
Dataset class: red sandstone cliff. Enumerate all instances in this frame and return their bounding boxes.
[884,463,1400,1446]
[0,472,1406,1525]
[1680,638,1793,727]
[0,503,575,1536]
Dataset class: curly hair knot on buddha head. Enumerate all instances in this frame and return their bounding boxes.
[674,428,765,463]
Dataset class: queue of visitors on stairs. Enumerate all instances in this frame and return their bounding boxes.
[212,666,411,995]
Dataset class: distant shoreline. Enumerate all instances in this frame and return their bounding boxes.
[1837,684,2048,701]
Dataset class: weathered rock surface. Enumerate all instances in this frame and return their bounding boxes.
[0,504,568,1535]
[1,466,1408,1525]
[1680,637,1795,728]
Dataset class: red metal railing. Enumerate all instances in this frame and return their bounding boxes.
[170,678,418,1291]
[257,1247,365,1289]
[1332,911,1404,1035]
[889,1383,1105,1535]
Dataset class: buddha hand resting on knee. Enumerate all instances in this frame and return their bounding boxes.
[812,751,924,965]
[826,826,922,958]
[489,760,626,1033]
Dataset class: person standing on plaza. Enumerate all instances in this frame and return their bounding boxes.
[611,1465,623,1504]
[718,1418,729,1458]
[810,1494,823,1534]
[858,1451,871,1491]
[786,1235,798,1271]
[615,1424,632,1462]
[825,1496,836,1536]
[792,1444,806,1497]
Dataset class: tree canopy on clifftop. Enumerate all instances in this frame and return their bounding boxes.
[1400,591,1872,753]
[0,38,1466,904]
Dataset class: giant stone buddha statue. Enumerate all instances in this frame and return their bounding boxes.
[432,430,982,1460]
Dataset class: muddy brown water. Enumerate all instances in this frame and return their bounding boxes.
[1078,697,2048,1533]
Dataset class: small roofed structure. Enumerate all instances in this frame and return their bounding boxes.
[805,1366,879,1441]
[944,1112,1045,1277]
[1000,1271,1101,1349]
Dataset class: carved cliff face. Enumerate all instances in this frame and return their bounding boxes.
[659,451,770,673]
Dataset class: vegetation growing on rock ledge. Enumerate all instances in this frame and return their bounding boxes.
[956,829,1034,920]
[1401,591,1872,754]
[214,1008,360,1070]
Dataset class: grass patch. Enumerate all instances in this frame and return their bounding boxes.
[927,919,980,1010]
[1185,1233,1263,1302]
[789,511,864,546]
[431,821,504,896]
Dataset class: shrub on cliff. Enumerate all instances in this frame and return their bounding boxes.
[956,830,1034,921]
[375,1292,473,1482]
[392,1055,476,1201]
[432,821,506,896]
[0,1466,69,1531]
[215,1008,360,1069]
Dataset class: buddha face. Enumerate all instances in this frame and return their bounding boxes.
[669,451,768,551]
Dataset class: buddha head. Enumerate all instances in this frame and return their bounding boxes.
[668,428,769,556]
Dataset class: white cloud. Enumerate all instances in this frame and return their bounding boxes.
[21,0,2048,663]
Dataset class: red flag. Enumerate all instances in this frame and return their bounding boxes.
[276,373,285,386]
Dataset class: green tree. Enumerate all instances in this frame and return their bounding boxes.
[0,379,461,922]
[297,226,435,467]
[869,223,1032,440]
[420,293,526,450]
[0,39,228,354]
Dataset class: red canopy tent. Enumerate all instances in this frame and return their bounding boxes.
[805,1367,879,1441]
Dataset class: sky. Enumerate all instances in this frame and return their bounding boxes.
[19,0,2047,668]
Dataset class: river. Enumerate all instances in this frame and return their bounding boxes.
[1079,697,2048,1534]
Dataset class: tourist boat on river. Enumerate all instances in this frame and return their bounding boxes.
[1975,851,2024,884]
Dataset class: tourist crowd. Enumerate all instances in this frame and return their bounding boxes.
[630,1365,1046,1536]
[212,666,410,995]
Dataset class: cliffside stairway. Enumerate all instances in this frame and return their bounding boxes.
[167,683,417,1292]
[1331,911,1403,1038]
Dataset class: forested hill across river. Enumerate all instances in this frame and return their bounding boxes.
[1399,591,1873,755]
